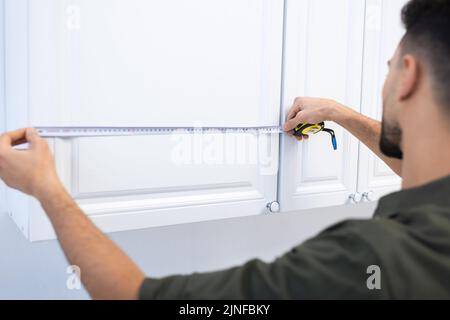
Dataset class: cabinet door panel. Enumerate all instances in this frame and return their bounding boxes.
[358,0,406,200]
[27,0,282,127]
[73,135,260,196]
[279,0,365,211]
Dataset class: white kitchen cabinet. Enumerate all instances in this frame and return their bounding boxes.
[279,0,366,211]
[357,0,405,201]
[2,0,407,242]
[4,0,284,241]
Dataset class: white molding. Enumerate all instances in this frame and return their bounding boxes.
[74,182,255,200]
[78,190,264,216]
[29,196,270,241]
[295,182,349,196]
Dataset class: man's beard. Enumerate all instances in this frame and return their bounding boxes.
[380,118,403,159]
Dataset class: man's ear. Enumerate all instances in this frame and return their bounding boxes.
[398,54,420,101]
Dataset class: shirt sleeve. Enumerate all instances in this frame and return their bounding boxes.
[139,220,385,300]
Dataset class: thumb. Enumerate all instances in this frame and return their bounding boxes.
[26,128,41,147]
[284,112,305,131]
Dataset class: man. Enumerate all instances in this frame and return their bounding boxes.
[0,0,449,299]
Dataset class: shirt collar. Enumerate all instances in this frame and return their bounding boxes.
[374,174,450,218]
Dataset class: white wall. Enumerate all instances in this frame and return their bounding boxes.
[0,202,376,299]
[1,0,6,216]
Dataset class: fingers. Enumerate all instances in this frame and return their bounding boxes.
[25,128,42,148]
[0,128,44,152]
[284,111,305,131]
[294,134,309,141]
[0,128,27,149]
[287,103,301,121]
[285,129,309,141]
[12,138,28,147]
[287,97,307,120]
[285,97,309,131]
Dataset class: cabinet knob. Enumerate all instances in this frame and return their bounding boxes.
[349,193,362,204]
[362,191,375,202]
[266,201,280,213]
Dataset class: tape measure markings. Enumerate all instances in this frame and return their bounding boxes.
[36,124,338,150]
[36,126,284,138]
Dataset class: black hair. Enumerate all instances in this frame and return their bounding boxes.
[400,0,450,109]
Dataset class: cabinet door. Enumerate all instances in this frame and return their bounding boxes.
[279,0,365,211]
[357,0,406,201]
[4,0,284,241]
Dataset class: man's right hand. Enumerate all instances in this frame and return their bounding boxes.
[284,97,345,140]
[283,97,402,176]
[0,128,65,201]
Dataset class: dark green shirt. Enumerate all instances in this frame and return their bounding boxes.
[139,175,450,299]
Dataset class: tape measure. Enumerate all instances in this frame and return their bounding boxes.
[36,126,283,137]
[293,122,337,150]
[36,123,337,150]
